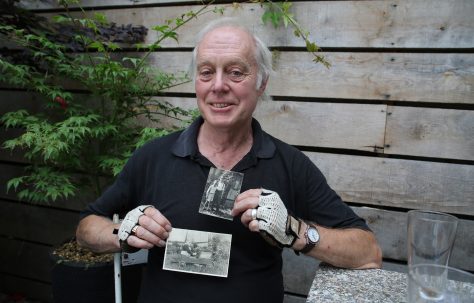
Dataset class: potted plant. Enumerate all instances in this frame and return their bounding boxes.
[0,1,201,301]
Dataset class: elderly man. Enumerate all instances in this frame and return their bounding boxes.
[76,18,382,303]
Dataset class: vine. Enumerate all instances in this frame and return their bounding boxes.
[0,0,328,203]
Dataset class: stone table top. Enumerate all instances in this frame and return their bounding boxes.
[306,265,407,303]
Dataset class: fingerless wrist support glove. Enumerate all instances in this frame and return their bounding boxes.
[117,205,153,252]
[256,189,301,248]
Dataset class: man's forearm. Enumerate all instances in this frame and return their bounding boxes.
[76,214,121,254]
[294,223,382,269]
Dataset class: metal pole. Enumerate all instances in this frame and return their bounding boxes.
[113,214,122,303]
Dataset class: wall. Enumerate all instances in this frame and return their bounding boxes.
[1,0,473,302]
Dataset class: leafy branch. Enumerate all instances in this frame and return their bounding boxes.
[258,0,330,68]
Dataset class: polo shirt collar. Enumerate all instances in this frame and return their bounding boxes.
[171,116,275,160]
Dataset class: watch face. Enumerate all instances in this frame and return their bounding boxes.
[307,227,320,244]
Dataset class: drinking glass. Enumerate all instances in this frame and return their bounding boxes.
[408,264,474,302]
[407,210,458,269]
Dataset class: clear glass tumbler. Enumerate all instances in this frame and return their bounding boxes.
[408,264,474,302]
[407,210,458,269]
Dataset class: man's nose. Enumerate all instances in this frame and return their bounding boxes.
[212,71,228,91]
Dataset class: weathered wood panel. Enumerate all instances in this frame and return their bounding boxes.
[0,163,27,201]
[0,91,387,154]
[145,51,474,103]
[155,96,388,152]
[385,106,474,161]
[0,90,44,113]
[283,249,320,296]
[27,0,474,49]
[2,151,473,216]
[0,128,28,163]
[2,50,472,103]
[0,199,79,245]
[355,207,474,271]
[3,91,473,162]
[0,273,51,302]
[283,294,307,303]
[307,152,474,216]
[0,237,52,283]
[254,101,387,151]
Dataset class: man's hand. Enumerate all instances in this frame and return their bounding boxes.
[121,205,172,251]
[232,189,300,247]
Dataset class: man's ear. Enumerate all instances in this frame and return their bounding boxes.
[258,77,269,95]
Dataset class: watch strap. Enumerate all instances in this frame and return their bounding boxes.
[295,223,318,255]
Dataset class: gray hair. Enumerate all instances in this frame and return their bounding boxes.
[190,17,273,101]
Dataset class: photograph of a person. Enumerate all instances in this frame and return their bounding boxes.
[163,228,232,278]
[199,167,244,220]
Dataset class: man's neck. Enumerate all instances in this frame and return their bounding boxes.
[197,121,253,170]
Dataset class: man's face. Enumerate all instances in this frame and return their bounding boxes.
[195,26,265,130]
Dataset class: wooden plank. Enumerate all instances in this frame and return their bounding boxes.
[283,249,320,296]
[0,163,29,201]
[254,101,387,152]
[283,294,307,303]
[2,49,473,103]
[0,128,28,164]
[0,238,52,283]
[2,152,473,217]
[4,90,472,162]
[0,90,45,113]
[385,106,474,161]
[0,273,52,303]
[144,51,474,103]
[0,199,79,245]
[354,207,474,272]
[0,92,387,153]
[3,92,471,161]
[163,97,387,152]
[26,0,474,49]
[306,152,474,216]
[382,260,407,274]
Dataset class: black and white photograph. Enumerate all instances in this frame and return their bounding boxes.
[199,167,244,220]
[163,228,232,278]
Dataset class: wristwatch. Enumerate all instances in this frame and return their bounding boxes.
[298,224,320,254]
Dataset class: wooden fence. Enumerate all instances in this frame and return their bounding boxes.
[1,0,473,302]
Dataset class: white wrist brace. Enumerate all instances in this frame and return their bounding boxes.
[118,205,153,241]
[256,189,300,247]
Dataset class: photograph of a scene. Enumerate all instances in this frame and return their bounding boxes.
[199,167,244,220]
[163,228,232,278]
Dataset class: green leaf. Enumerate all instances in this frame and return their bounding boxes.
[152,25,170,33]
[52,15,72,23]
[94,12,108,25]
[88,41,105,52]
[6,177,24,192]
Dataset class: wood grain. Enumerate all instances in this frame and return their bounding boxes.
[0,237,52,282]
[2,148,473,215]
[306,152,474,215]
[385,106,474,161]
[0,199,80,245]
[27,0,474,49]
[144,51,474,103]
[355,207,474,271]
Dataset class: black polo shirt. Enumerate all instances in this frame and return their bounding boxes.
[82,117,369,303]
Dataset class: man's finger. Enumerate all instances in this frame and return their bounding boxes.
[145,207,172,232]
